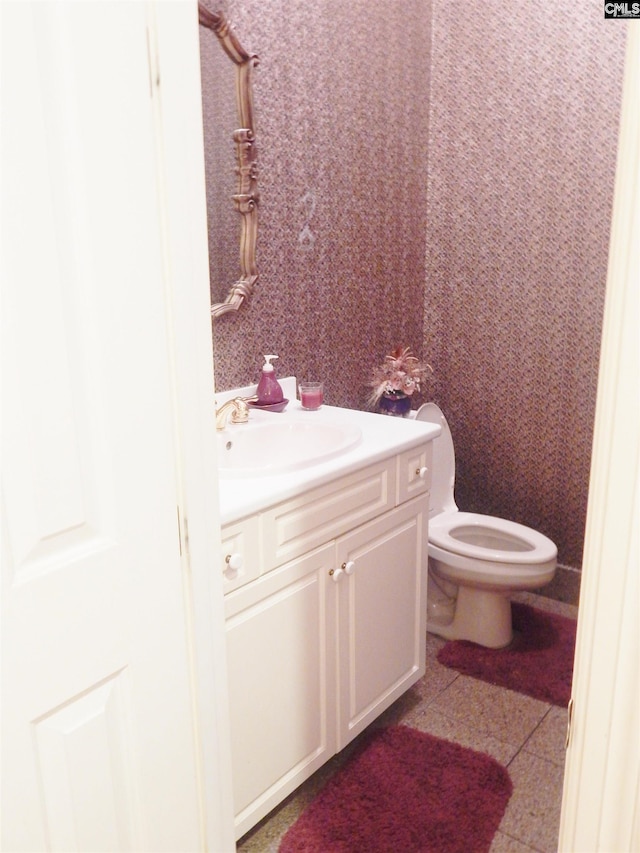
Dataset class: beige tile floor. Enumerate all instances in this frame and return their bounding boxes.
[237,592,578,853]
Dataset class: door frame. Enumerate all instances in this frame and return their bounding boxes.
[149,3,235,850]
[558,23,639,852]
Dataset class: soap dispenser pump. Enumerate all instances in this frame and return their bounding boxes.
[256,354,284,404]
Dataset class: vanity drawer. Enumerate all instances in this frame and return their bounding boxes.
[396,443,432,505]
[261,459,396,572]
[221,516,261,594]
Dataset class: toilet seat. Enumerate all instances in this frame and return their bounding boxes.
[416,401,558,572]
[417,401,558,646]
[430,511,557,566]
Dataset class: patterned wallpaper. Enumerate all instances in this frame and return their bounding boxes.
[199,1,626,569]
[424,3,626,568]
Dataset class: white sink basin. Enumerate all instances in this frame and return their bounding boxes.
[217,419,362,477]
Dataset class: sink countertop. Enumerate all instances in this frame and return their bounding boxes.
[215,379,440,525]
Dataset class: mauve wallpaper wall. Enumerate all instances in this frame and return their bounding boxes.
[200,1,626,570]
[424,3,625,569]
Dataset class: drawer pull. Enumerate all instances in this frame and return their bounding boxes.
[329,566,344,583]
[416,466,429,479]
[225,552,243,573]
[342,561,355,575]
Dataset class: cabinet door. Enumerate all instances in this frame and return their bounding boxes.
[335,496,428,749]
[224,544,337,839]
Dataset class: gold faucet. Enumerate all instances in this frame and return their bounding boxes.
[215,397,254,431]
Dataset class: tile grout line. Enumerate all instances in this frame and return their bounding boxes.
[505,703,554,768]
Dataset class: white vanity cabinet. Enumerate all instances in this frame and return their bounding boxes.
[222,445,431,840]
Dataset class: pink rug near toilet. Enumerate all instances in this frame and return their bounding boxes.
[279,725,512,853]
[437,602,576,706]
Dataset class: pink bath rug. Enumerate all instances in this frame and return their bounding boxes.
[278,725,512,853]
[437,602,576,706]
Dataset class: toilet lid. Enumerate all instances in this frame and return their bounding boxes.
[415,402,457,514]
[430,511,558,564]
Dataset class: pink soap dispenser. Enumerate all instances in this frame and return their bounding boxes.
[256,355,284,404]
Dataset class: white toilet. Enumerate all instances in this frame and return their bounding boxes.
[416,403,557,648]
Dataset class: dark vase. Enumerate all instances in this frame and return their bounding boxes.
[378,392,412,417]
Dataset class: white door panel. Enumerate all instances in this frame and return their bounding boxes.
[31,673,138,853]
[2,3,206,850]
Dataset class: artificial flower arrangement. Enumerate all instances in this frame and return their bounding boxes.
[368,345,433,407]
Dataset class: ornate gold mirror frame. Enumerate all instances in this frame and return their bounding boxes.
[198,4,259,318]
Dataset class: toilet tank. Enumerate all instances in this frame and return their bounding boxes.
[416,403,457,517]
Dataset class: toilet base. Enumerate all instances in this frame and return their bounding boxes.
[427,584,513,648]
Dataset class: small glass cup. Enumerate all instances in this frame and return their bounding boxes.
[299,381,323,410]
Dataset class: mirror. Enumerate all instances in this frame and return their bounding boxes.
[198,5,259,318]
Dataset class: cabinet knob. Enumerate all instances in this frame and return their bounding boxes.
[329,567,344,583]
[342,561,355,575]
[225,553,243,573]
[416,466,429,479]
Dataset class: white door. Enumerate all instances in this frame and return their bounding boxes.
[1,3,206,850]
